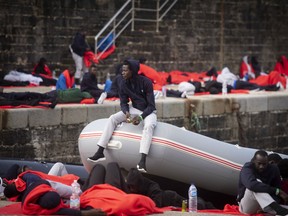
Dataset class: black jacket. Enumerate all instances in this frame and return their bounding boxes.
[71,32,89,56]
[126,168,184,207]
[119,59,156,119]
[237,162,281,202]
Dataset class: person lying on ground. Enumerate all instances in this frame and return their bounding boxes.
[4,171,106,216]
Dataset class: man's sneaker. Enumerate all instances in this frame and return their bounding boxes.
[87,153,106,163]
[97,92,107,104]
[269,202,288,216]
[136,161,147,173]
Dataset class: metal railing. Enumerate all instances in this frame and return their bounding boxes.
[95,0,177,60]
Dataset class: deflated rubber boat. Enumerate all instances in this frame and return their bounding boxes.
[78,118,288,196]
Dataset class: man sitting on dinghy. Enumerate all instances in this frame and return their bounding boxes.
[237,150,288,216]
[87,59,157,173]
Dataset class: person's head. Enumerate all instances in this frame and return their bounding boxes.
[38,57,47,65]
[126,168,144,193]
[251,150,268,173]
[67,66,76,77]
[89,64,97,76]
[4,182,20,198]
[122,59,140,80]
[268,153,282,165]
[139,57,147,64]
[37,191,61,209]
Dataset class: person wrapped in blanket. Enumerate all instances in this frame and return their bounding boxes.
[3,162,164,215]
[3,164,105,216]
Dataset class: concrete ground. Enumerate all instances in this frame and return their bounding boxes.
[0,199,235,216]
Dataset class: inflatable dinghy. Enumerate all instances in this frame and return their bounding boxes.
[78,118,287,196]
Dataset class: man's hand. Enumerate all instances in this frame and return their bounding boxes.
[279,189,288,204]
[132,116,141,125]
[125,112,131,123]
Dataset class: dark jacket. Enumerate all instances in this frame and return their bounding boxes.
[81,73,101,92]
[119,59,156,119]
[237,162,282,203]
[107,74,122,98]
[126,168,184,207]
[71,32,89,57]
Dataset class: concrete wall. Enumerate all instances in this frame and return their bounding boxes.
[0,0,287,81]
[1,93,288,164]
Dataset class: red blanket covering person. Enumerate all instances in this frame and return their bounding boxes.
[80,183,166,215]
[21,183,67,215]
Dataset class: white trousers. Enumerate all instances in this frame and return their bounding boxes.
[239,188,288,214]
[98,106,157,155]
[70,46,88,80]
[48,162,68,176]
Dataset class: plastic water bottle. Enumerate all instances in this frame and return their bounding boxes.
[286,78,288,91]
[104,72,112,92]
[222,81,227,95]
[162,85,167,98]
[70,180,81,209]
[188,184,197,212]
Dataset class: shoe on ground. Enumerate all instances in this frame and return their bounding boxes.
[87,153,106,163]
[136,161,147,173]
[97,92,107,104]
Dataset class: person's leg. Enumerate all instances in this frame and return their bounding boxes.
[81,164,106,191]
[105,162,128,192]
[48,162,68,176]
[239,188,288,215]
[87,111,126,162]
[239,189,262,214]
[137,111,157,172]
[71,52,83,80]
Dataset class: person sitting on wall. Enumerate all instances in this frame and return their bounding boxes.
[273,55,288,77]
[80,64,104,103]
[32,57,52,78]
[56,66,76,90]
[32,57,57,86]
[237,150,288,216]
[239,55,256,80]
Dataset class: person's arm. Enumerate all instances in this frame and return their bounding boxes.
[240,165,277,195]
[140,79,156,119]
[145,180,163,207]
[119,86,130,116]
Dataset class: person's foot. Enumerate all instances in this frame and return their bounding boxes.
[269,202,288,216]
[97,92,107,104]
[136,161,147,173]
[87,153,106,163]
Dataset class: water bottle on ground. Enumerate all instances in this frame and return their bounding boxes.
[188,183,197,212]
[222,81,227,95]
[70,180,81,209]
[162,85,167,98]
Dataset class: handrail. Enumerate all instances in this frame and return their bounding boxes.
[95,0,177,59]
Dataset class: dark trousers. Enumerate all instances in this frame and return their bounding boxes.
[81,162,128,193]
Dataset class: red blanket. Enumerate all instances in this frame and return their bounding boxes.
[80,183,166,215]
